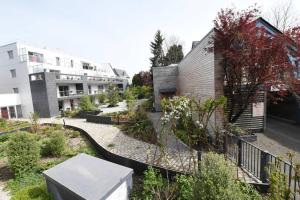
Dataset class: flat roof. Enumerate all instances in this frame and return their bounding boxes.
[43,153,133,200]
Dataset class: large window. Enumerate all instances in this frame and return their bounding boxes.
[7,50,14,59]
[59,86,69,97]
[28,51,44,63]
[10,69,16,78]
[70,60,74,67]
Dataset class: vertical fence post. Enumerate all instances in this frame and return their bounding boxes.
[260,150,270,183]
[237,139,242,167]
[223,132,228,154]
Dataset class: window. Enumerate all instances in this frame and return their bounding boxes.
[13,88,19,93]
[28,51,44,63]
[56,57,60,66]
[7,50,14,59]
[70,60,74,67]
[10,69,16,78]
[88,85,91,94]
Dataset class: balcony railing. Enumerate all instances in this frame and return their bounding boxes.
[59,90,84,97]
[56,74,82,81]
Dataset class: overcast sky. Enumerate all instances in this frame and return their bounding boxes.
[0,0,299,77]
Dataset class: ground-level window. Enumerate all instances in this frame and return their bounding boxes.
[0,107,9,119]
[9,106,16,118]
[16,105,22,118]
[56,57,60,66]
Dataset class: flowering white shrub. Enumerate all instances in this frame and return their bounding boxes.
[161,96,192,124]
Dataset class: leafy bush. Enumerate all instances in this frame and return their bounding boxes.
[11,184,52,200]
[194,152,261,200]
[7,173,45,195]
[64,109,79,118]
[41,131,66,157]
[107,84,121,107]
[0,133,10,142]
[131,86,152,99]
[7,132,40,176]
[0,118,7,130]
[176,175,195,200]
[226,123,251,136]
[124,88,137,118]
[30,112,40,133]
[97,93,107,104]
[142,167,164,200]
[79,96,96,111]
[69,130,80,138]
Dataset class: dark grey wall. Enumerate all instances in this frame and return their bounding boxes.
[29,72,59,118]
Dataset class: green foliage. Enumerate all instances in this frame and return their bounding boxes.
[142,167,164,200]
[97,92,107,104]
[107,84,121,107]
[7,173,45,195]
[176,175,195,200]
[7,132,40,176]
[150,30,165,67]
[131,86,152,99]
[0,120,29,133]
[268,159,293,200]
[194,152,261,200]
[226,123,251,136]
[11,184,52,200]
[64,109,79,118]
[41,130,66,157]
[30,112,40,133]
[132,71,152,87]
[164,44,184,66]
[69,130,80,138]
[125,88,137,118]
[79,95,96,111]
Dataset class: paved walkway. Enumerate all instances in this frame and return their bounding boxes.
[252,118,300,162]
[40,118,197,173]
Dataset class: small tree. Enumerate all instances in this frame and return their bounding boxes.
[97,92,107,104]
[132,71,152,87]
[107,84,120,107]
[164,44,184,66]
[150,30,165,67]
[124,88,137,118]
[79,96,96,111]
[208,6,299,123]
[30,112,40,133]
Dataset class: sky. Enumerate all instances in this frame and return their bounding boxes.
[0,0,299,77]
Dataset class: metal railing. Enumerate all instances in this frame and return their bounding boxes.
[223,133,300,199]
[56,74,82,81]
[58,90,84,97]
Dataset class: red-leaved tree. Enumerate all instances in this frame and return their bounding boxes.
[208,6,300,123]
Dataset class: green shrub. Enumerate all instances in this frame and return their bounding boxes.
[8,173,44,194]
[0,133,10,142]
[41,131,65,157]
[64,109,79,118]
[194,152,261,200]
[97,93,107,104]
[176,175,195,200]
[107,84,121,107]
[0,118,7,130]
[7,132,40,176]
[69,130,80,138]
[79,96,96,111]
[142,167,164,200]
[11,184,52,200]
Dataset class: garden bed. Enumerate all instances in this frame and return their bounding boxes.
[0,120,30,135]
[0,124,100,199]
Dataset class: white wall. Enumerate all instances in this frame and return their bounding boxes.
[106,178,132,200]
[0,94,21,107]
[0,43,34,118]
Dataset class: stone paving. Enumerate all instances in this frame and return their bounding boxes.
[40,118,197,173]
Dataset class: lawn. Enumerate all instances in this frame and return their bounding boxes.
[0,123,99,199]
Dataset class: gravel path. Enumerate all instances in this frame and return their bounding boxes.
[40,118,197,173]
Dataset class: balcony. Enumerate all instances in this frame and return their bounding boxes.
[56,74,83,81]
[58,90,84,98]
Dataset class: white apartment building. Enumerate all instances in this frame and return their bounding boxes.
[0,42,129,118]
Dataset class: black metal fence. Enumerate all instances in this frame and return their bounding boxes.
[223,133,300,199]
